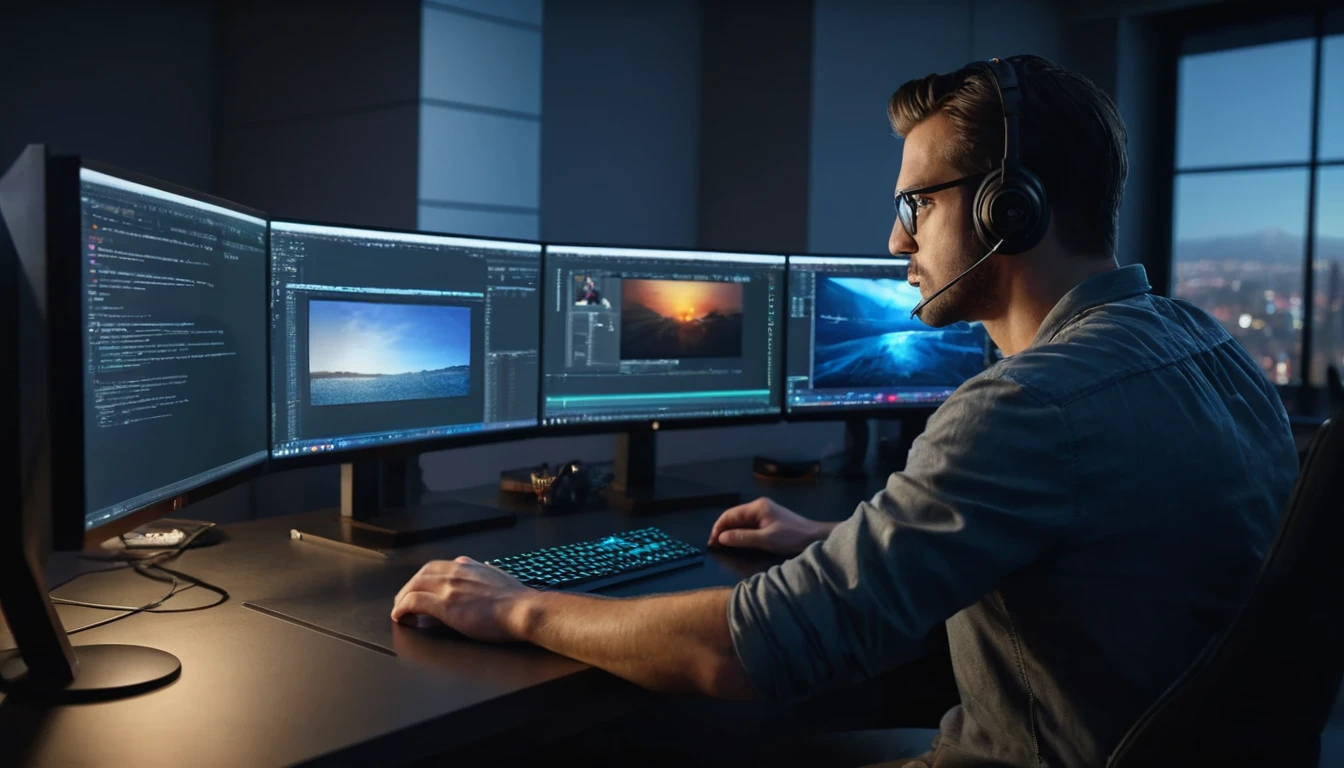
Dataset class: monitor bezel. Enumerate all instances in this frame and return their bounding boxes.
[780,251,972,422]
[51,156,271,550]
[535,239,789,438]
[265,216,547,470]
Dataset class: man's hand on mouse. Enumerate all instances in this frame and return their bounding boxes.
[707,496,837,556]
[391,556,534,642]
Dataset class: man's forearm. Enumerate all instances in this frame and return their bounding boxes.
[511,586,756,699]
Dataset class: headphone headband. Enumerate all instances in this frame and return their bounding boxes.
[970,55,1049,255]
[987,57,1021,177]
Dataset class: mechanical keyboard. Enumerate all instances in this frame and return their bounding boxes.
[486,526,704,592]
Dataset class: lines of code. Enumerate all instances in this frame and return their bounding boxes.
[78,169,268,529]
[84,193,257,426]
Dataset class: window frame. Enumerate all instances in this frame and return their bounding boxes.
[1167,5,1343,415]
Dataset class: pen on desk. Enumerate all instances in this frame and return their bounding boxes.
[289,529,390,561]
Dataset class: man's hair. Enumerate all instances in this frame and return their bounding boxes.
[888,55,1128,259]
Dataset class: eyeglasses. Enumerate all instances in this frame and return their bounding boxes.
[893,172,988,237]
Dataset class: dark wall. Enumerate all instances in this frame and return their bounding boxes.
[1115,13,1179,287]
[539,0,703,248]
[215,0,421,229]
[697,0,813,254]
[0,3,217,191]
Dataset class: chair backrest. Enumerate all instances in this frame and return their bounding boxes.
[1107,411,1344,767]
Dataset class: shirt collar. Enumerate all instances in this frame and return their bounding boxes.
[1032,264,1152,347]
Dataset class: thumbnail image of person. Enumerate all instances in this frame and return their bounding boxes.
[575,276,611,308]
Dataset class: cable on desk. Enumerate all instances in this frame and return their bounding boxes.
[51,566,184,612]
[43,563,139,593]
[53,565,228,618]
[134,562,229,614]
[0,521,230,655]
[0,577,179,655]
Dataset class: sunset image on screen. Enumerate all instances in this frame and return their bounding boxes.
[620,279,744,360]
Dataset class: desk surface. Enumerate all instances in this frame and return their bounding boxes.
[1,458,881,767]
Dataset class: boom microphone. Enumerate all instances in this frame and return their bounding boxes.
[908,239,1005,319]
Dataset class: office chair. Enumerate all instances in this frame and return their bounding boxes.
[1106,409,1344,767]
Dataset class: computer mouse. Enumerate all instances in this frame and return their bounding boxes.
[395,614,471,641]
[397,613,445,629]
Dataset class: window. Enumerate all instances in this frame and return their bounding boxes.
[418,1,542,240]
[1313,167,1344,384]
[1171,12,1344,392]
[1172,169,1309,384]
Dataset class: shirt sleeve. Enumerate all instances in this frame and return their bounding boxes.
[727,374,1079,700]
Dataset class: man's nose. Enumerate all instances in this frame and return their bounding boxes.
[889,217,916,257]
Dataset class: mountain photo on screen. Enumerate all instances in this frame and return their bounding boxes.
[307,300,471,407]
[813,276,986,389]
[619,279,744,360]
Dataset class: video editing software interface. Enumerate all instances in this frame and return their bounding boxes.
[786,256,995,413]
[542,245,784,425]
[80,168,269,530]
[270,223,540,457]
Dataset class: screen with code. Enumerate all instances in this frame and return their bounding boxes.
[80,167,268,530]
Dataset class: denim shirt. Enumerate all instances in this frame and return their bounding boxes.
[728,265,1299,767]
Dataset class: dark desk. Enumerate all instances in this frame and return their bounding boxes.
[1,458,890,767]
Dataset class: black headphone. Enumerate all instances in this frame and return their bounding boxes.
[972,57,1050,255]
[538,461,589,512]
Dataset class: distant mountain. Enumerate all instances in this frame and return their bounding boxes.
[310,371,379,380]
[311,364,468,380]
[622,302,661,321]
[1175,228,1344,265]
[623,301,739,323]
[815,275,942,346]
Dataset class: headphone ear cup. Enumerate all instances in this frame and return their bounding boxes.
[974,167,1050,255]
[972,169,1003,251]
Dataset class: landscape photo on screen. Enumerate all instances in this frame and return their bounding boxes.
[619,279,744,360]
[308,300,471,407]
[812,276,988,389]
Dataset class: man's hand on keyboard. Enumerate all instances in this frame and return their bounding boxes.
[707,496,837,556]
[391,556,534,642]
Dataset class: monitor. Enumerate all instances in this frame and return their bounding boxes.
[75,166,270,531]
[785,255,995,416]
[269,222,541,461]
[540,244,785,428]
[2,145,269,701]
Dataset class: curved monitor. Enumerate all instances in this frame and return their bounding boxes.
[269,222,541,461]
[540,244,785,429]
[3,148,269,698]
[785,255,996,417]
[72,162,269,539]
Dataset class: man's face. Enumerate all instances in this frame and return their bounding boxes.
[889,112,998,327]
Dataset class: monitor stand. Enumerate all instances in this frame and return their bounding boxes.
[839,418,872,476]
[607,427,741,514]
[292,459,517,556]
[840,410,934,476]
[875,410,933,473]
[0,504,181,702]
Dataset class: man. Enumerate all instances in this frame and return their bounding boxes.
[576,275,612,308]
[391,55,1297,766]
